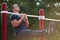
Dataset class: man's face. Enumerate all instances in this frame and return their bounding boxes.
[12,5,20,11]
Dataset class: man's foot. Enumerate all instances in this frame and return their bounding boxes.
[46,22,55,34]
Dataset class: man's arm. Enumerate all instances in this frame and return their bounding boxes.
[11,14,25,27]
[24,14,29,27]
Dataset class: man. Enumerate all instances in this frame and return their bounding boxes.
[10,4,54,38]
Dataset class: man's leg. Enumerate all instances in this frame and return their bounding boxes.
[16,27,54,38]
[16,22,55,38]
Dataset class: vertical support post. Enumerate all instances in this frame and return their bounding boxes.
[2,3,7,40]
[39,9,44,40]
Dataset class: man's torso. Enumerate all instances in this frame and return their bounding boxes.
[10,14,27,33]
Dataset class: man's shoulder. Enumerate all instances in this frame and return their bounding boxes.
[10,15,18,18]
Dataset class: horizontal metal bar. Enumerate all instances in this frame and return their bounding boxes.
[1,11,60,22]
[45,18,60,22]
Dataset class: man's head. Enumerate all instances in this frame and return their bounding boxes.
[12,4,20,12]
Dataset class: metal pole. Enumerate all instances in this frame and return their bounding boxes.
[39,9,44,40]
[1,11,60,22]
[2,3,7,40]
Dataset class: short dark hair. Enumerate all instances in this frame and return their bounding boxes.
[12,4,19,9]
